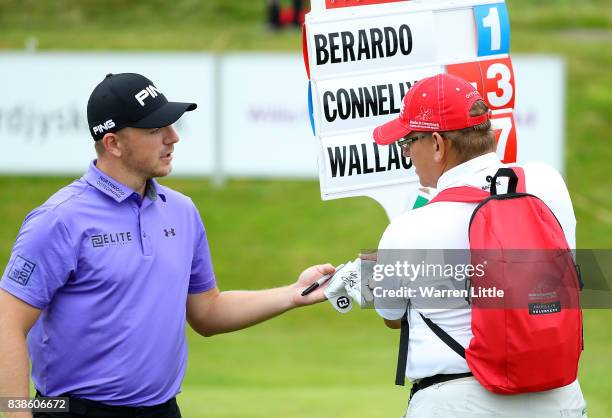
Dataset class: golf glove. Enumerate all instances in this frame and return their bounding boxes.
[324,259,375,313]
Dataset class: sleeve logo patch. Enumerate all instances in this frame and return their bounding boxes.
[8,256,36,286]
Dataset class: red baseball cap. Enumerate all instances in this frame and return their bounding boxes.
[373,73,489,145]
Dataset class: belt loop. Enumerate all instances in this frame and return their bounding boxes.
[409,381,419,400]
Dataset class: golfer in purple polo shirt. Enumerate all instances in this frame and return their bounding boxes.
[0,73,335,418]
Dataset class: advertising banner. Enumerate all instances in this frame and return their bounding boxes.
[0,53,215,175]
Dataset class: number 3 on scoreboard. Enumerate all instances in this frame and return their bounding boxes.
[474,3,510,56]
[484,59,514,109]
[446,57,515,110]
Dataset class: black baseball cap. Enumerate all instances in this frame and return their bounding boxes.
[87,73,197,141]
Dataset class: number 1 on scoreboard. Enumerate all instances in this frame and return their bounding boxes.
[482,8,500,51]
[474,3,510,57]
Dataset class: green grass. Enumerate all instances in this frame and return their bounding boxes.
[1,177,611,416]
[0,0,611,416]
[178,385,407,418]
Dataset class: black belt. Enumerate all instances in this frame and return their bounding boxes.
[35,390,178,417]
[409,372,473,399]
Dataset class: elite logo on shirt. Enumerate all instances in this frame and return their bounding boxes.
[7,255,36,286]
[91,232,133,248]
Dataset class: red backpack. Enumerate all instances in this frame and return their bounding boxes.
[396,167,583,394]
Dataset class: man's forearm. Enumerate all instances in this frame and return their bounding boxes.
[0,328,32,418]
[187,264,335,337]
[192,286,295,336]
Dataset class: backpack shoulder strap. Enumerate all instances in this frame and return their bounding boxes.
[429,166,527,204]
[420,313,466,359]
[490,166,526,195]
[512,166,526,193]
[428,186,489,205]
[395,311,410,386]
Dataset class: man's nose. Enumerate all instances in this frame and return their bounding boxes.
[402,145,411,158]
[163,126,180,144]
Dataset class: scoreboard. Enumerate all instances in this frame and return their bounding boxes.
[303,0,517,219]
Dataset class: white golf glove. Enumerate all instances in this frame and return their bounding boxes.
[324,262,353,314]
[324,259,375,313]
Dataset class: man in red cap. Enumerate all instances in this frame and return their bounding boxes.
[372,73,586,417]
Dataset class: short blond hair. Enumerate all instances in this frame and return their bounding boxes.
[94,139,105,156]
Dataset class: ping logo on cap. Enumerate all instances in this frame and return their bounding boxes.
[92,119,116,135]
[135,85,162,107]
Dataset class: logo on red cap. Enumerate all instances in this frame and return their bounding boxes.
[415,106,433,122]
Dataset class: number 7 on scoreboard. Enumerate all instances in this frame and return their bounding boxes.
[491,111,517,164]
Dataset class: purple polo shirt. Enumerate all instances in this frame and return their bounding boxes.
[1,161,216,406]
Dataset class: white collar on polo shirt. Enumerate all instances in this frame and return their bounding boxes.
[436,152,502,191]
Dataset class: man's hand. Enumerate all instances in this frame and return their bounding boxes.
[5,412,32,418]
[359,251,378,262]
[291,264,336,307]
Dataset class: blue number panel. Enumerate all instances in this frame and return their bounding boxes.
[308,81,316,136]
[474,3,510,57]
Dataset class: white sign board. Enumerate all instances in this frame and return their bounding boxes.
[0,53,215,175]
[306,11,437,79]
[220,54,318,177]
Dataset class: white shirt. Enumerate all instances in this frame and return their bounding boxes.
[375,152,576,380]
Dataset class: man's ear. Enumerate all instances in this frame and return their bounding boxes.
[432,132,446,163]
[101,132,122,158]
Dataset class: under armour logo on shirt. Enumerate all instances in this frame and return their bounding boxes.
[164,228,176,237]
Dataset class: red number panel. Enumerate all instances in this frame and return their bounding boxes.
[447,58,515,111]
[490,111,517,164]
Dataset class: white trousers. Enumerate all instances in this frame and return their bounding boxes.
[404,377,587,418]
